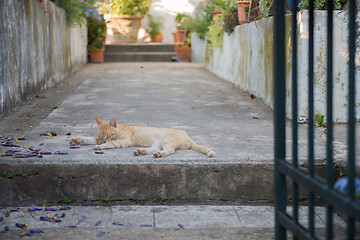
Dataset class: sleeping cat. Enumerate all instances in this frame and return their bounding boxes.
[70,117,216,158]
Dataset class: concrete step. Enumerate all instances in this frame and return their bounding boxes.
[104,52,176,62]
[0,205,347,240]
[104,43,176,62]
[105,43,176,52]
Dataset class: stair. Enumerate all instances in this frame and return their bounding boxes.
[104,43,176,62]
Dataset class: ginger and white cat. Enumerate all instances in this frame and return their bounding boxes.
[70,117,216,158]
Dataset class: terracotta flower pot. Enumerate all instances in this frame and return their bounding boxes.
[236,1,250,24]
[173,30,186,43]
[89,48,104,63]
[175,46,191,62]
[211,10,223,24]
[151,33,163,42]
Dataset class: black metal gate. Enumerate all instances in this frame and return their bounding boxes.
[273,0,360,239]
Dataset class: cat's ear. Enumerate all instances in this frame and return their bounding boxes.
[95,117,103,125]
[110,118,117,128]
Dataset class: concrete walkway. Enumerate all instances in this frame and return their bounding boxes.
[0,63,350,239]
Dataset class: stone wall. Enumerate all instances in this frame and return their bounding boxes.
[196,10,360,123]
[0,0,87,118]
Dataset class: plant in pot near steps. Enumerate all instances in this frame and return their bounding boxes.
[173,13,189,43]
[87,12,107,63]
[146,14,163,42]
[174,16,192,62]
[98,0,152,44]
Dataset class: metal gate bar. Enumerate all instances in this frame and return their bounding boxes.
[274,0,359,239]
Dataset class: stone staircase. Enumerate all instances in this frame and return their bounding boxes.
[104,43,176,62]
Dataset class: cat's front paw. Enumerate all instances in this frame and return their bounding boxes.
[70,137,83,146]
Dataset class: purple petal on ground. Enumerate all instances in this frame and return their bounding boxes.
[97,231,105,238]
[70,145,81,149]
[28,207,42,211]
[77,216,87,224]
[94,221,102,226]
[95,151,104,154]
[178,224,185,229]
[45,207,58,211]
[59,206,71,210]
[112,222,124,226]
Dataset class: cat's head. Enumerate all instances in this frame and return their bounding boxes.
[96,117,120,144]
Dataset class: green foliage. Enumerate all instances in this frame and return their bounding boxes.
[210,0,237,11]
[60,196,73,204]
[51,0,85,26]
[98,0,152,16]
[52,104,59,109]
[146,14,163,38]
[298,0,345,10]
[207,14,224,53]
[87,16,107,50]
[223,9,239,35]
[314,113,326,127]
[0,170,13,180]
[102,198,115,206]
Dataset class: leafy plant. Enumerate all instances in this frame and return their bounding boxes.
[0,170,11,180]
[60,196,73,204]
[52,105,59,109]
[87,17,107,50]
[298,0,346,10]
[223,8,239,35]
[102,198,115,206]
[210,0,237,11]
[98,0,152,16]
[146,14,163,39]
[50,0,87,26]
[207,14,224,53]
[314,113,326,127]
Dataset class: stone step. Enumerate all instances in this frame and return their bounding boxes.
[104,43,176,62]
[104,52,176,62]
[0,205,347,240]
[105,43,176,53]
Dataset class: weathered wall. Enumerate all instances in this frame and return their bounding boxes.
[200,10,360,123]
[0,0,87,118]
[191,33,206,62]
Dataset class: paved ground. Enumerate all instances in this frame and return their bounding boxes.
[0,62,356,239]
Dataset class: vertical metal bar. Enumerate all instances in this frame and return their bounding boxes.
[291,0,299,237]
[326,0,334,238]
[308,0,315,236]
[347,0,356,238]
[274,0,287,238]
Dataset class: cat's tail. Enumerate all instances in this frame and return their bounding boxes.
[189,140,216,157]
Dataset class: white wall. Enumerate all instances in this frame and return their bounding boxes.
[196,10,360,123]
[140,0,206,42]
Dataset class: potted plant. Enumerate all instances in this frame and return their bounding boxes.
[174,15,192,62]
[173,13,189,43]
[235,1,250,24]
[98,0,152,44]
[210,0,237,23]
[146,14,163,42]
[85,2,107,63]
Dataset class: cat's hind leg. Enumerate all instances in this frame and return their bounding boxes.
[153,143,176,158]
[134,139,161,156]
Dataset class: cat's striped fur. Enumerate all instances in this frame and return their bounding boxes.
[70,117,216,158]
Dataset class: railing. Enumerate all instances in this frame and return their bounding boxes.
[273,0,360,239]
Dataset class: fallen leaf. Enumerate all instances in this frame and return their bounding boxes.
[231,100,237,104]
